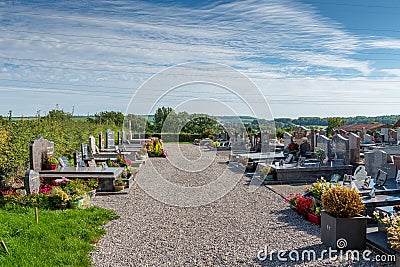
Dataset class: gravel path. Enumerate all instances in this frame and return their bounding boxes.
[91,144,394,266]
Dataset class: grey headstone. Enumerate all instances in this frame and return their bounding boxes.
[364,150,387,178]
[58,157,70,168]
[122,129,127,142]
[89,136,97,154]
[381,164,396,179]
[310,130,317,153]
[349,133,360,165]
[300,141,311,156]
[381,128,389,142]
[117,131,122,145]
[317,135,331,160]
[283,132,293,148]
[397,130,400,143]
[81,143,88,159]
[29,136,55,172]
[331,134,350,165]
[24,170,40,194]
[106,129,115,149]
[363,134,373,144]
[73,150,83,167]
[99,132,105,150]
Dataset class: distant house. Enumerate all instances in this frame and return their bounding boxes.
[337,123,392,133]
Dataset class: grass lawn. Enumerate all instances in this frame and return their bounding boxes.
[0,206,118,266]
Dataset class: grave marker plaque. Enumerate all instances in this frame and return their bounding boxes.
[24,170,40,194]
[89,136,97,154]
[349,133,360,165]
[365,150,387,178]
[317,135,331,160]
[73,150,83,167]
[375,169,387,187]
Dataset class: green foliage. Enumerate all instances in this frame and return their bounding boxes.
[0,109,120,180]
[326,117,346,135]
[89,111,124,126]
[0,206,118,266]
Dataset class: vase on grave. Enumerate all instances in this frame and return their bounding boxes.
[44,164,58,170]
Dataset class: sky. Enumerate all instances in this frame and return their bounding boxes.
[1,0,400,118]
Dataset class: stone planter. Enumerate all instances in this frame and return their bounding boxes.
[114,185,124,191]
[321,211,367,250]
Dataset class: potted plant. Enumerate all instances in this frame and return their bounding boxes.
[285,192,302,209]
[321,185,366,250]
[387,213,400,264]
[114,178,125,191]
[308,199,321,226]
[309,178,334,201]
[44,156,59,170]
[295,197,313,219]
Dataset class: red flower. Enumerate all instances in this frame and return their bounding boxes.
[295,197,313,213]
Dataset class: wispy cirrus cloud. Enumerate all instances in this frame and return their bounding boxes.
[0,0,399,116]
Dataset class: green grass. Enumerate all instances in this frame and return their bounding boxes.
[0,206,118,266]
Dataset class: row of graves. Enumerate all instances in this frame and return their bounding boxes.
[25,130,147,196]
[277,124,400,256]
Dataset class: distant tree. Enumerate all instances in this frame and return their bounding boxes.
[43,109,72,122]
[92,111,124,126]
[154,107,174,133]
[326,117,346,135]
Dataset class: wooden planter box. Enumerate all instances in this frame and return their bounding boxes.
[321,211,367,250]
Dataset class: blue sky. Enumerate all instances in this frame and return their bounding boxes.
[1,0,400,118]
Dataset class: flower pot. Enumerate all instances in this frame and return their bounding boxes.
[45,164,58,170]
[69,198,84,209]
[308,213,321,226]
[114,185,124,191]
[321,211,367,250]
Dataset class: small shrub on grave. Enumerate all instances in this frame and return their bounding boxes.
[321,186,364,218]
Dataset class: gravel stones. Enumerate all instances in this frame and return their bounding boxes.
[91,144,393,266]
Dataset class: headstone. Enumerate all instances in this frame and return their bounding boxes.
[24,170,40,194]
[353,166,367,181]
[89,136,98,154]
[299,141,311,157]
[363,134,373,144]
[122,129,127,142]
[106,129,115,149]
[316,135,331,160]
[331,134,350,165]
[397,130,400,143]
[380,164,396,179]
[58,157,70,168]
[349,133,361,165]
[364,150,387,178]
[99,132,105,150]
[375,169,388,186]
[81,143,88,159]
[29,136,55,172]
[283,132,293,149]
[396,171,400,183]
[261,131,269,152]
[73,150,83,167]
[117,131,122,145]
[381,128,389,142]
[393,156,400,172]
[310,130,317,153]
